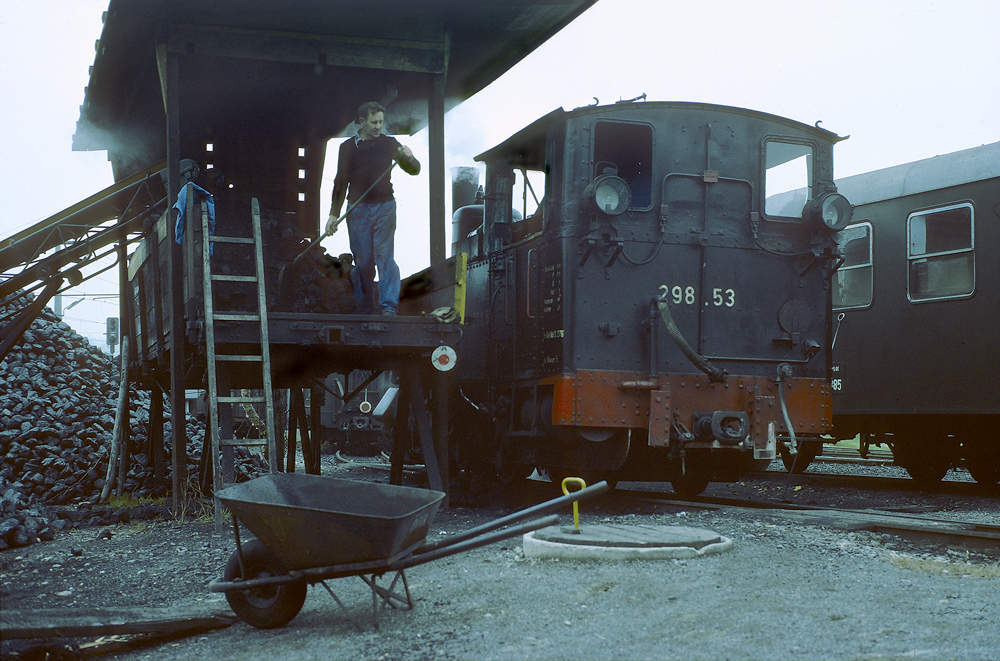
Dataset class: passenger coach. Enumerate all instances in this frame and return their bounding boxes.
[831,141,1000,485]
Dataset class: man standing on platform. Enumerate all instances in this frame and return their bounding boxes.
[328,101,421,315]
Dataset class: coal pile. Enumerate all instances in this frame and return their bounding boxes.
[261,209,357,315]
[210,206,357,315]
[0,292,266,550]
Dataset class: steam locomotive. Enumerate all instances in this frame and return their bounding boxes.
[445,100,850,495]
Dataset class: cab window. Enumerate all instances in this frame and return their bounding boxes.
[593,121,653,209]
[764,141,813,219]
[907,203,974,301]
[833,222,873,309]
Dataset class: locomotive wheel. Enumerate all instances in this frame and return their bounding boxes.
[671,473,709,497]
[965,441,1000,485]
[968,462,1000,485]
[892,436,952,486]
[902,459,949,485]
[670,467,710,497]
[223,539,307,629]
[779,439,821,473]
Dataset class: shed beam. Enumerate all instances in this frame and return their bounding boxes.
[165,25,448,74]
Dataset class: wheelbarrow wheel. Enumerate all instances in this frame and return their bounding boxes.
[223,539,307,629]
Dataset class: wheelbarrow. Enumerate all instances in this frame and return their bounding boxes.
[208,474,607,630]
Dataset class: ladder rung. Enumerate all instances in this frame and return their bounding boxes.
[218,396,267,404]
[210,236,255,244]
[213,313,261,322]
[219,438,268,447]
[211,274,258,282]
[215,355,263,362]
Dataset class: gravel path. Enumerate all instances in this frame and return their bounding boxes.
[110,509,1000,660]
[4,456,997,661]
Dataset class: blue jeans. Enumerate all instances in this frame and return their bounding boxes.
[347,200,400,314]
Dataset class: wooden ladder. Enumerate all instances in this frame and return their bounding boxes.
[200,195,277,510]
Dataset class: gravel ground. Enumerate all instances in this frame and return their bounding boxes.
[2,457,998,661]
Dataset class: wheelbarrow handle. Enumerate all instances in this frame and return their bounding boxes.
[413,480,608,556]
[396,514,559,569]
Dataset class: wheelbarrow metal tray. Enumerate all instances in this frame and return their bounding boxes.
[216,474,445,571]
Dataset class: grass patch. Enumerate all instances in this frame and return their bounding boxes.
[834,435,861,449]
[106,494,166,509]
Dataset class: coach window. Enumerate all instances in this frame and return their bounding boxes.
[763,141,813,219]
[907,203,974,302]
[833,223,873,309]
[593,121,653,209]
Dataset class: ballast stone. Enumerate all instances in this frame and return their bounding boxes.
[523,523,733,560]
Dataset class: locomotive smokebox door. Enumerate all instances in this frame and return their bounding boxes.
[776,300,812,346]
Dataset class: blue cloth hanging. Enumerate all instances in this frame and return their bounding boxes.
[173,183,215,249]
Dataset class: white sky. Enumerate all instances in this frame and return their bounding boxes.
[2,0,999,348]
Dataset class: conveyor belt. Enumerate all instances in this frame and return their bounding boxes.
[0,160,166,299]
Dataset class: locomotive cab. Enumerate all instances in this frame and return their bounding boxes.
[451,101,846,495]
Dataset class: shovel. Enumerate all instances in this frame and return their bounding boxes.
[277,161,397,291]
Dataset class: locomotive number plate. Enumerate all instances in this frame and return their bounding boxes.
[831,363,844,394]
[659,284,736,307]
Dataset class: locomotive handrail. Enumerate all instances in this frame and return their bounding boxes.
[653,293,727,382]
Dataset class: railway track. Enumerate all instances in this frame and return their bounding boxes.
[759,466,981,492]
[813,445,895,465]
[330,453,998,551]
[615,487,1000,550]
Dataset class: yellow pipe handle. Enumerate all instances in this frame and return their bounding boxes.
[560,477,587,531]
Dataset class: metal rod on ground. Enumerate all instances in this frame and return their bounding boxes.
[413,481,609,555]
[101,335,130,503]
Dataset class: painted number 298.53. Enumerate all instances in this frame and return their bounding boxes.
[659,285,736,307]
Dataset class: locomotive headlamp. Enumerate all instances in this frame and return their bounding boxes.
[584,174,631,216]
[804,192,853,232]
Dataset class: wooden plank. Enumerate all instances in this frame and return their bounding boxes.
[0,605,236,639]
[399,253,467,322]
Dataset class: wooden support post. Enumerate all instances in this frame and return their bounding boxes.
[432,368,449,498]
[101,336,130,503]
[116,241,132,496]
[159,42,188,514]
[145,226,166,371]
[150,382,165,484]
[390,380,409,486]
[309,386,322,474]
[428,72,447,264]
[401,363,445,495]
[290,388,314,474]
[273,388,287,470]
[286,389,300,473]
